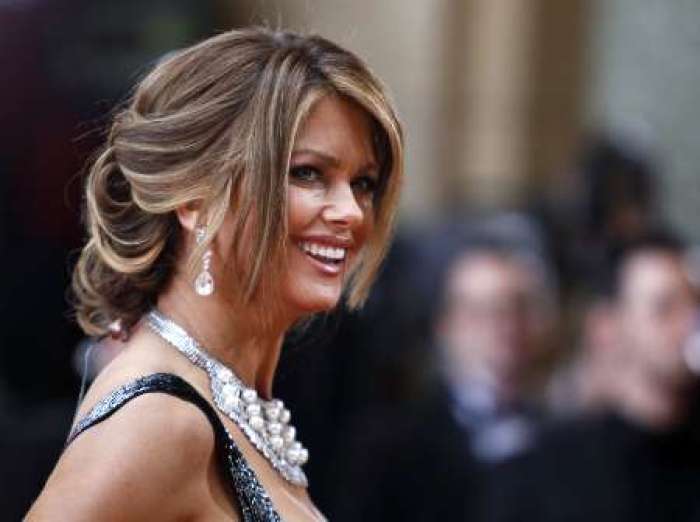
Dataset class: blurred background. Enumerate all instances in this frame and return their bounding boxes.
[2,0,700,520]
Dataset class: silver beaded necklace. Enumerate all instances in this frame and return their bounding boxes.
[146,309,309,487]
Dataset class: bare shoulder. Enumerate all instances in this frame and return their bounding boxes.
[27,386,219,521]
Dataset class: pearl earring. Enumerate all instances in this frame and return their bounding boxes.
[194,225,214,296]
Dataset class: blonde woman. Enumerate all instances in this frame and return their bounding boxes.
[28,27,403,521]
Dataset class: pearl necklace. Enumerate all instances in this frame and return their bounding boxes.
[146,309,309,487]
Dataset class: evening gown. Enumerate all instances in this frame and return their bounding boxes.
[66,372,282,521]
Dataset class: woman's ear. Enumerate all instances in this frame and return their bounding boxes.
[176,201,201,232]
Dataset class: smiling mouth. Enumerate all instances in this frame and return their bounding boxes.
[296,240,348,272]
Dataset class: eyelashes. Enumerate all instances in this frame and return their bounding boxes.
[288,164,378,195]
[351,175,378,195]
[289,165,322,183]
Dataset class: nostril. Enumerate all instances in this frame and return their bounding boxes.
[323,206,363,226]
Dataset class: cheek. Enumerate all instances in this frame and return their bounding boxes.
[287,185,323,232]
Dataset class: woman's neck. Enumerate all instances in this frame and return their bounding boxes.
[155,274,294,399]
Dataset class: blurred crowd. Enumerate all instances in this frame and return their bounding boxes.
[311,135,700,521]
[3,2,700,521]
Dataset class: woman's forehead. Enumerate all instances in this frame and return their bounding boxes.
[293,95,376,166]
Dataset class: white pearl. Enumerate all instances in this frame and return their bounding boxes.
[282,426,296,443]
[297,448,309,465]
[246,403,261,417]
[286,448,299,464]
[265,405,281,421]
[267,422,282,436]
[249,415,265,431]
[279,408,291,424]
[270,435,284,451]
[242,389,258,403]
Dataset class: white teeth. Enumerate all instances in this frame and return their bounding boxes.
[299,241,346,261]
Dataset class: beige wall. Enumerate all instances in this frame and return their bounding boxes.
[587,0,700,242]
[221,0,588,222]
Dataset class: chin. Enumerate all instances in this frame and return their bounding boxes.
[287,285,343,315]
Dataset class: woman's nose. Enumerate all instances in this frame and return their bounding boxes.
[321,182,364,229]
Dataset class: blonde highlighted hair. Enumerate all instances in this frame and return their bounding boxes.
[73,27,404,336]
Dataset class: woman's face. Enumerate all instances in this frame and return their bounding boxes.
[282,94,379,315]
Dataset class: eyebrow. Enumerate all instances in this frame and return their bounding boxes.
[291,147,378,174]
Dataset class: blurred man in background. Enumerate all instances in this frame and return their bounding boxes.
[435,233,555,463]
[487,231,700,522]
[340,216,556,521]
[610,233,698,428]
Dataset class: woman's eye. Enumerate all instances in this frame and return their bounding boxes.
[352,175,378,194]
[289,165,322,183]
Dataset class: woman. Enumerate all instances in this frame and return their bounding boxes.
[28,27,403,521]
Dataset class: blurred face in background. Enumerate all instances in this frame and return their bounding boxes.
[618,250,697,389]
[437,252,550,403]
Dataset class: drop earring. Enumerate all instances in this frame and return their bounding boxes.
[194,225,214,296]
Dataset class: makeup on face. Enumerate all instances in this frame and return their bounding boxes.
[283,95,378,312]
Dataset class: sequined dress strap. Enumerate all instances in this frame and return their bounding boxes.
[67,372,282,522]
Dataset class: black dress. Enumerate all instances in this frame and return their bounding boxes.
[66,372,282,522]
